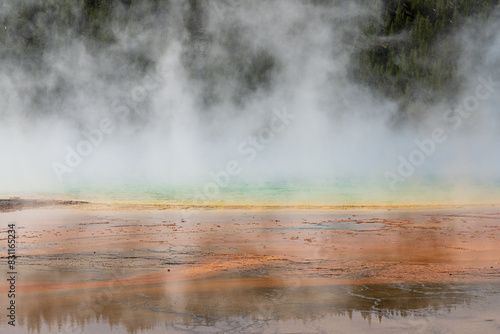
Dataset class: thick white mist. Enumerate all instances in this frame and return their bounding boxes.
[1,1,499,204]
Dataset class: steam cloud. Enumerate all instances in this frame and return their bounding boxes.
[1,0,499,203]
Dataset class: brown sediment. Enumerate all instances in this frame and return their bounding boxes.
[65,201,499,211]
[0,203,498,293]
[1,203,500,333]
[7,194,491,211]
[0,197,88,212]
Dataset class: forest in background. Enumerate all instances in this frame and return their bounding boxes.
[350,0,499,117]
[1,0,499,121]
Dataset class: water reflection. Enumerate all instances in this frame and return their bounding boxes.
[2,277,499,333]
[0,206,499,333]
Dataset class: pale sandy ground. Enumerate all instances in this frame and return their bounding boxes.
[0,201,499,333]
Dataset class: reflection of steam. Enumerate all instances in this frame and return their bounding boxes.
[1,206,498,332]
[9,279,497,334]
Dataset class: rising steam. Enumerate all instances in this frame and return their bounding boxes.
[1,0,499,204]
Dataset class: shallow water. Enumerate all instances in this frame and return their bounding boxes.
[2,279,500,333]
[5,179,500,206]
[73,180,500,206]
[0,204,499,333]
[261,221,385,231]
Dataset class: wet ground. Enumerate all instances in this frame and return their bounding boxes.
[0,203,499,333]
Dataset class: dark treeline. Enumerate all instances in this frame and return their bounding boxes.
[0,0,170,65]
[349,0,499,110]
[1,0,499,118]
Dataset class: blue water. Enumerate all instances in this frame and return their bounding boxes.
[48,178,500,206]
